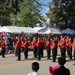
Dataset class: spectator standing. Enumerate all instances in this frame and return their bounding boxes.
[54,57,70,75]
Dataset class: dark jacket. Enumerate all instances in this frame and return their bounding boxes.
[54,66,70,75]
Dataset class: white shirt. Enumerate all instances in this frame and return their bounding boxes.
[27,72,40,75]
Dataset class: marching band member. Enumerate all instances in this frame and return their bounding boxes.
[46,38,51,59]
[24,38,30,59]
[51,40,57,62]
[16,37,21,61]
[60,37,66,59]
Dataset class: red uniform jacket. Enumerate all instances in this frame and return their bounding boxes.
[16,40,21,47]
[73,42,75,49]
[60,38,63,43]
[37,40,42,48]
[46,40,51,47]
[60,40,66,48]
[24,41,29,48]
[31,40,37,48]
[66,39,69,46]
[51,42,56,49]
[41,41,44,47]
[1,41,5,48]
[54,39,58,45]
[68,40,72,47]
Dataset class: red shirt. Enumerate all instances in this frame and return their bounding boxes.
[1,41,5,48]
[0,43,1,47]
[51,42,56,49]
[60,40,66,48]
[37,40,42,48]
[31,40,37,48]
[73,42,75,49]
[24,41,29,48]
[68,40,72,47]
[16,40,21,47]
[54,39,58,45]
[60,38,63,44]
[41,41,44,47]
[66,39,69,46]
[21,43,24,47]
[46,40,50,47]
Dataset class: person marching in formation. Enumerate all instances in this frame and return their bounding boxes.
[16,37,21,61]
[37,37,42,60]
[60,37,66,59]
[1,35,75,65]
[24,38,30,59]
[66,36,69,57]
[31,37,37,59]
[68,37,72,60]
[51,40,57,62]
[40,37,44,57]
[73,39,75,64]
[46,38,51,59]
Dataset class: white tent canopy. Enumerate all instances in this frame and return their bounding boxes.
[0,27,11,33]
[38,27,51,34]
[0,26,37,34]
[4,26,21,33]
[33,27,51,34]
[61,28,75,34]
[50,28,61,34]
[33,27,61,34]
[33,27,45,33]
[17,27,37,34]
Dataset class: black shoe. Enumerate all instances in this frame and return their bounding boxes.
[16,59,21,61]
[2,56,5,58]
[52,60,56,62]
[37,59,41,61]
[47,58,50,60]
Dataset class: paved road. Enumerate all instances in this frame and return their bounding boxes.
[0,50,75,75]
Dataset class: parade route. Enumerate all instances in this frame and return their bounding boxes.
[0,50,75,75]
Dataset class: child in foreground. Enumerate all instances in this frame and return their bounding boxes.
[27,62,40,75]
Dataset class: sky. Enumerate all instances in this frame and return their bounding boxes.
[40,0,52,13]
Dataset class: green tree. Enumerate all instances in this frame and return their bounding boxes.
[0,0,12,26]
[11,0,44,27]
[47,0,75,29]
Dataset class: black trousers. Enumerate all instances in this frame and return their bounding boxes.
[60,48,66,59]
[66,46,69,56]
[33,47,37,58]
[1,47,5,57]
[37,47,41,60]
[16,47,21,60]
[55,45,58,55]
[40,46,44,57]
[52,48,57,62]
[46,46,51,59]
[68,46,72,59]
[15,47,18,56]
[74,50,75,61]
[24,48,28,59]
